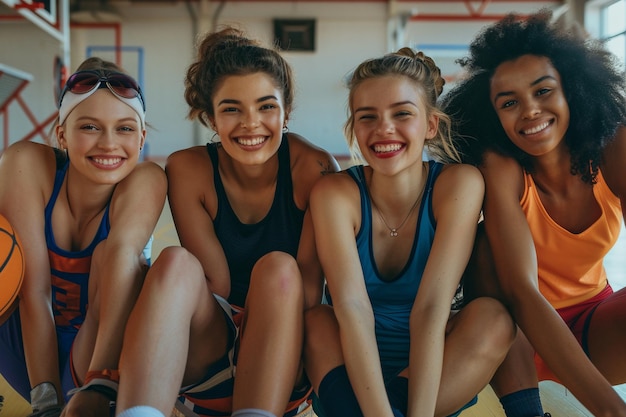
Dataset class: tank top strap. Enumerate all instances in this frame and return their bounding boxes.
[44,152,111,256]
[206,137,292,219]
[424,160,442,193]
[44,151,70,222]
[423,160,442,223]
[345,165,371,240]
[275,133,292,198]
[53,147,68,169]
[206,142,229,209]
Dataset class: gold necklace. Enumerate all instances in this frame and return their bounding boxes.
[370,170,426,238]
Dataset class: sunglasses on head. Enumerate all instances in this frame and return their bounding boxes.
[59,70,146,110]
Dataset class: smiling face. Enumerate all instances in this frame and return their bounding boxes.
[490,54,570,158]
[210,72,287,166]
[57,89,145,186]
[351,74,437,174]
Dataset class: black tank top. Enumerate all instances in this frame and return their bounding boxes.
[207,135,305,308]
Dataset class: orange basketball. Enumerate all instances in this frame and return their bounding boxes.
[0,214,24,322]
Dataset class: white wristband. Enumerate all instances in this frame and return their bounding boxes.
[30,382,58,412]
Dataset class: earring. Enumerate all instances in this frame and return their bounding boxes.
[211,132,220,142]
[282,125,289,133]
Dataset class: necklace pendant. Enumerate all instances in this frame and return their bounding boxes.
[390,229,398,237]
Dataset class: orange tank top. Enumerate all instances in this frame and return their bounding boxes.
[520,169,622,309]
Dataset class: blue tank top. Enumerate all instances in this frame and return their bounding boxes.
[346,161,442,381]
[207,136,305,308]
[46,150,111,330]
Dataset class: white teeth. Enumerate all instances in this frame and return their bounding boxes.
[237,137,266,146]
[93,157,122,166]
[373,143,402,153]
[523,121,550,135]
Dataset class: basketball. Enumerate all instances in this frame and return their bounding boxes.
[0,214,24,323]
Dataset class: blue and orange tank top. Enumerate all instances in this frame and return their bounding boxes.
[46,150,111,330]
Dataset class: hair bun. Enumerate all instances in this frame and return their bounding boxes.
[415,51,445,98]
[394,48,445,97]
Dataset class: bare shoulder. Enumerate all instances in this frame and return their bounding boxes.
[287,132,340,175]
[478,150,525,197]
[439,162,483,187]
[287,133,340,208]
[119,160,166,188]
[132,160,165,176]
[0,141,57,187]
[434,163,484,212]
[1,141,55,168]
[480,150,522,177]
[166,145,212,178]
[310,170,359,214]
[312,169,355,196]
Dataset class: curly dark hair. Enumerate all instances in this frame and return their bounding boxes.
[441,9,626,184]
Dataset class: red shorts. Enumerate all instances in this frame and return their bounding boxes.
[534,284,613,381]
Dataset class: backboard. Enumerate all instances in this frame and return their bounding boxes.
[0,0,66,42]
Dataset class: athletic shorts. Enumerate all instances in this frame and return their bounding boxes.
[176,294,312,417]
[534,284,613,382]
[0,309,79,401]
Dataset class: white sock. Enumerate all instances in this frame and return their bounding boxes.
[117,406,166,417]
[231,409,277,417]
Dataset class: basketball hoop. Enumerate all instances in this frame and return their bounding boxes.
[14,1,44,10]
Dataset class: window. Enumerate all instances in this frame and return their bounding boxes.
[586,0,626,74]
[602,1,625,70]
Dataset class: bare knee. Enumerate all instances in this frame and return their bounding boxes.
[462,297,516,361]
[145,246,205,298]
[249,251,303,304]
[87,241,145,318]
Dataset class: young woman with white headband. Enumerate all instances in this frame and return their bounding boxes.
[0,57,166,417]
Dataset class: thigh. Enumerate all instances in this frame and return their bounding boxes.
[178,297,240,417]
[585,287,626,384]
[184,291,234,387]
[303,305,344,392]
[462,223,507,303]
[436,298,514,415]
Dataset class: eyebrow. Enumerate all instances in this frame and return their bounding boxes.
[354,100,416,113]
[218,95,279,106]
[493,75,557,101]
[76,116,139,124]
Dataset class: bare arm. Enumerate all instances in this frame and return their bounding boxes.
[407,164,484,416]
[297,209,324,310]
[311,174,394,417]
[166,147,231,298]
[0,142,63,403]
[85,161,167,374]
[603,125,626,228]
[481,151,626,416]
[291,135,341,310]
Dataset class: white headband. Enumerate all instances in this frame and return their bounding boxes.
[59,88,146,128]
